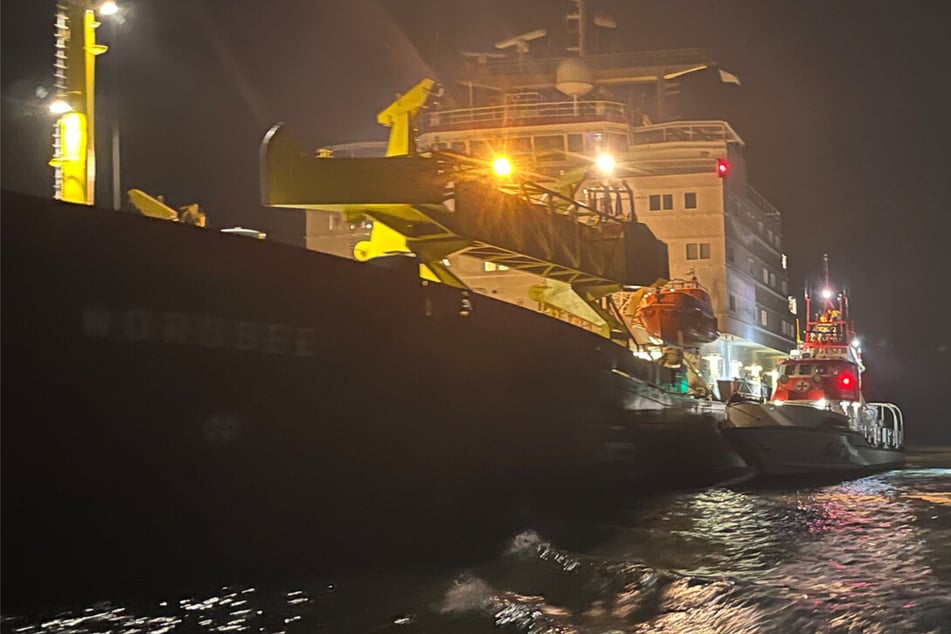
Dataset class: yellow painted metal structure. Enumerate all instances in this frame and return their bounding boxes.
[260,79,671,345]
[50,2,108,205]
[127,188,208,226]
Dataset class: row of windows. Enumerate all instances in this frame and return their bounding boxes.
[727,296,794,339]
[431,131,630,160]
[649,192,697,211]
[730,200,782,249]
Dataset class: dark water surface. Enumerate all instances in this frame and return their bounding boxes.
[3,468,950,633]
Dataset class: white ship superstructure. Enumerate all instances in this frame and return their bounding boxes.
[301,2,796,397]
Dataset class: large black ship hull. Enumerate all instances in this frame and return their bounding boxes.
[1,192,746,599]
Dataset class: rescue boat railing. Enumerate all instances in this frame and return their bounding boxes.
[865,402,904,449]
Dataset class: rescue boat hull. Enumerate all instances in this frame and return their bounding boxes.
[723,403,905,477]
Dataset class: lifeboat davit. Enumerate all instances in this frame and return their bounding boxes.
[636,284,718,347]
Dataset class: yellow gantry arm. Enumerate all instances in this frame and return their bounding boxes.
[377,78,436,158]
[358,79,439,266]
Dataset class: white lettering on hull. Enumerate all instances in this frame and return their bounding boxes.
[81,305,317,358]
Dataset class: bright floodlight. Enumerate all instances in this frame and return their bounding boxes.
[595,152,615,175]
[492,156,513,177]
[821,288,833,299]
[100,1,119,16]
[49,99,73,115]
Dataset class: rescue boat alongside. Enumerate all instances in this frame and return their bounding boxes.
[723,257,904,477]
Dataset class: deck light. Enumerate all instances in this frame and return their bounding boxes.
[839,373,855,389]
[99,1,119,16]
[716,158,730,177]
[595,152,615,176]
[492,156,513,177]
[821,288,833,299]
[49,99,73,115]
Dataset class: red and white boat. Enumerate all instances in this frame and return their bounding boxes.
[723,256,904,477]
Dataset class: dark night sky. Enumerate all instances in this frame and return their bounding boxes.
[3,0,949,441]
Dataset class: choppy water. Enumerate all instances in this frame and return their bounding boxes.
[4,468,950,633]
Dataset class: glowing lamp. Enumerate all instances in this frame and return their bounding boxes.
[716,158,730,177]
[99,1,119,16]
[838,373,855,389]
[49,99,73,115]
[821,288,833,299]
[595,152,615,176]
[492,156,513,177]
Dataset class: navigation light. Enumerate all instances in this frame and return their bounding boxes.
[716,158,730,177]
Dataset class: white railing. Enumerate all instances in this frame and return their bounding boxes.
[865,402,904,449]
[426,100,632,130]
[632,120,745,146]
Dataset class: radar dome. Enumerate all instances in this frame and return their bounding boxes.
[556,58,594,96]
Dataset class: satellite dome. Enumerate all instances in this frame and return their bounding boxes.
[556,58,594,96]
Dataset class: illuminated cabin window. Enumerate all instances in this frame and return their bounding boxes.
[760,309,769,327]
[684,192,697,209]
[483,262,509,272]
[762,267,769,284]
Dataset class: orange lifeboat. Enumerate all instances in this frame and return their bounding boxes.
[635,281,718,347]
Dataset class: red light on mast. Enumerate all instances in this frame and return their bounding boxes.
[716,158,730,177]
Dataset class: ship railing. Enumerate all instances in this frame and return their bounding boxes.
[426,100,632,130]
[475,48,712,78]
[632,120,745,147]
[511,179,631,226]
[865,402,904,449]
[745,183,782,218]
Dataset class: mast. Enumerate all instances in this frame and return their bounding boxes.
[49,1,108,206]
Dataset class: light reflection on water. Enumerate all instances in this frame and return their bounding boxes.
[3,469,950,633]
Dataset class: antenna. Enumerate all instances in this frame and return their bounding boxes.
[460,50,507,64]
[565,0,616,56]
[494,29,547,54]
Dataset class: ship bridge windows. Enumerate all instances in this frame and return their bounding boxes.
[534,135,566,153]
[684,192,698,209]
[503,137,533,156]
[469,140,491,159]
[567,133,584,152]
[607,133,629,153]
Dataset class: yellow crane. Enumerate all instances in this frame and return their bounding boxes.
[127,189,207,226]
